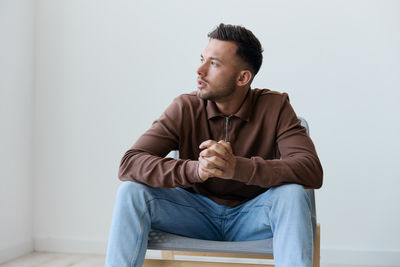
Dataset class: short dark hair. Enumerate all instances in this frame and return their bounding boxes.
[208,23,263,76]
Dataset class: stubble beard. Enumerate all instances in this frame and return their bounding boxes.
[197,78,237,102]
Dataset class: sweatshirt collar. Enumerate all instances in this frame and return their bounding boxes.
[206,89,251,122]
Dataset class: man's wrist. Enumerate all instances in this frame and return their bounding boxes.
[186,160,204,183]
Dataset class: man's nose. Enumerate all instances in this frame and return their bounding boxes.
[197,62,207,77]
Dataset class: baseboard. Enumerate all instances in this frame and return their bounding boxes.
[33,238,400,266]
[34,237,107,255]
[0,240,34,264]
[322,248,400,266]
[34,239,164,260]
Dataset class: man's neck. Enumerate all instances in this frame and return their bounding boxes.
[215,87,249,115]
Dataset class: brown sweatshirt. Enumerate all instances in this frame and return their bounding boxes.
[119,89,323,206]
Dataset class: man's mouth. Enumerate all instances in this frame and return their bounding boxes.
[198,79,208,89]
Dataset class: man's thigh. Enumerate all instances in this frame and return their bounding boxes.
[222,184,310,241]
[128,182,223,240]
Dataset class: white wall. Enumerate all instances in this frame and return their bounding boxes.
[0,0,35,264]
[10,0,400,265]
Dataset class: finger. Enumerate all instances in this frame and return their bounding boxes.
[198,159,223,178]
[199,164,224,177]
[210,142,231,159]
[200,147,230,161]
[208,168,224,177]
[199,154,226,169]
[199,140,217,150]
[200,147,221,157]
[200,143,231,160]
[198,165,213,180]
[218,140,233,154]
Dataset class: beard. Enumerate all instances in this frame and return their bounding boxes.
[197,76,237,102]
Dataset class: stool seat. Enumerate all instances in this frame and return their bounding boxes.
[148,229,274,255]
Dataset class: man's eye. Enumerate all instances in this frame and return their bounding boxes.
[211,61,217,66]
[200,58,204,63]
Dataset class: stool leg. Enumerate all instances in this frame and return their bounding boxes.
[313,224,321,267]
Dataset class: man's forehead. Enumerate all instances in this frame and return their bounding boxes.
[202,39,237,59]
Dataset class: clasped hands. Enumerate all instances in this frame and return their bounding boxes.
[197,140,236,181]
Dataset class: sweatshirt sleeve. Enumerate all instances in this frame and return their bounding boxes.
[118,97,203,188]
[233,94,323,189]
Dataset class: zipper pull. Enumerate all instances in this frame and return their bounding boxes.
[224,115,232,142]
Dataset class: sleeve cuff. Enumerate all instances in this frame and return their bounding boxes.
[233,157,253,183]
[185,160,203,184]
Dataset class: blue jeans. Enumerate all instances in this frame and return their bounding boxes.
[105,182,313,267]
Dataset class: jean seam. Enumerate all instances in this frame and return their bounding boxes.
[227,202,271,217]
[146,197,221,219]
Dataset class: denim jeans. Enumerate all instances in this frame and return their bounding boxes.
[105,181,313,267]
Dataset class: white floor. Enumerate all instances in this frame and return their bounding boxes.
[0,253,105,267]
[0,252,398,267]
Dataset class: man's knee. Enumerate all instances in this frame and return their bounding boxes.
[116,181,152,202]
[270,184,310,207]
[273,183,306,195]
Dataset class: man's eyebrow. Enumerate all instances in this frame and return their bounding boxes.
[200,54,224,63]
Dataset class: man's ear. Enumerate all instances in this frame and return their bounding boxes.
[237,70,253,87]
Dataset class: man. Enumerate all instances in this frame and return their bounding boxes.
[106,23,323,267]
